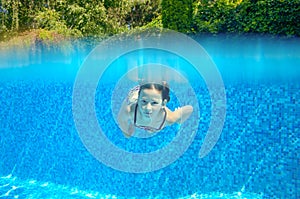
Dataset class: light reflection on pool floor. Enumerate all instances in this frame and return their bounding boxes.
[0,174,264,199]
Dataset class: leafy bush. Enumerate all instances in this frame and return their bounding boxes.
[192,0,300,36]
[1,0,299,38]
[125,0,161,29]
[62,3,109,37]
[34,8,82,37]
[162,0,193,32]
[142,15,163,29]
[235,0,300,36]
[192,0,239,33]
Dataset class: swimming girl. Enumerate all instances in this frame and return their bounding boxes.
[117,81,193,138]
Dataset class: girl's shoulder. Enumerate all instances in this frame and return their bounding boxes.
[129,102,137,113]
[165,107,178,125]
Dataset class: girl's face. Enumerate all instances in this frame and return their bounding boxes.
[138,88,163,119]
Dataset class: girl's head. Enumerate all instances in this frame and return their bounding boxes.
[137,82,170,118]
[138,82,170,103]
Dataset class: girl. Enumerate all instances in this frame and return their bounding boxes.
[117,81,193,138]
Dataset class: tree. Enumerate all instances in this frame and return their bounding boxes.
[161,0,193,32]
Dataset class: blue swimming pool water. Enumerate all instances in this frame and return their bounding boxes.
[0,33,299,198]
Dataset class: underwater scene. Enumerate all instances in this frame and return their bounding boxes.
[0,31,299,198]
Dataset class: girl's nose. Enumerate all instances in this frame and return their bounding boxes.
[146,103,152,110]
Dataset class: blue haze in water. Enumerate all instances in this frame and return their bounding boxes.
[0,34,299,198]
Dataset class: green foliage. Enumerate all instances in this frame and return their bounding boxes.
[193,0,247,33]
[103,0,119,8]
[105,0,133,34]
[162,0,193,32]
[34,8,82,37]
[63,3,108,36]
[192,0,300,36]
[125,0,161,29]
[1,0,299,39]
[37,29,57,42]
[235,0,300,36]
[34,9,63,30]
[142,15,163,29]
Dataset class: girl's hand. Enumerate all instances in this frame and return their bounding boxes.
[127,121,135,137]
[121,120,135,138]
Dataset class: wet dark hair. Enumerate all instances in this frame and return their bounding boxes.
[138,82,170,103]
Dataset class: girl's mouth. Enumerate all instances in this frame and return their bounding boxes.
[144,112,152,117]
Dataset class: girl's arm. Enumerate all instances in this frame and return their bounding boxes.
[117,100,135,138]
[166,105,194,124]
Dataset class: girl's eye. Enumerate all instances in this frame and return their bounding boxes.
[152,102,159,105]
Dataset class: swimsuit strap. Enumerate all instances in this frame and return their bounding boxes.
[158,108,167,130]
[134,103,138,125]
